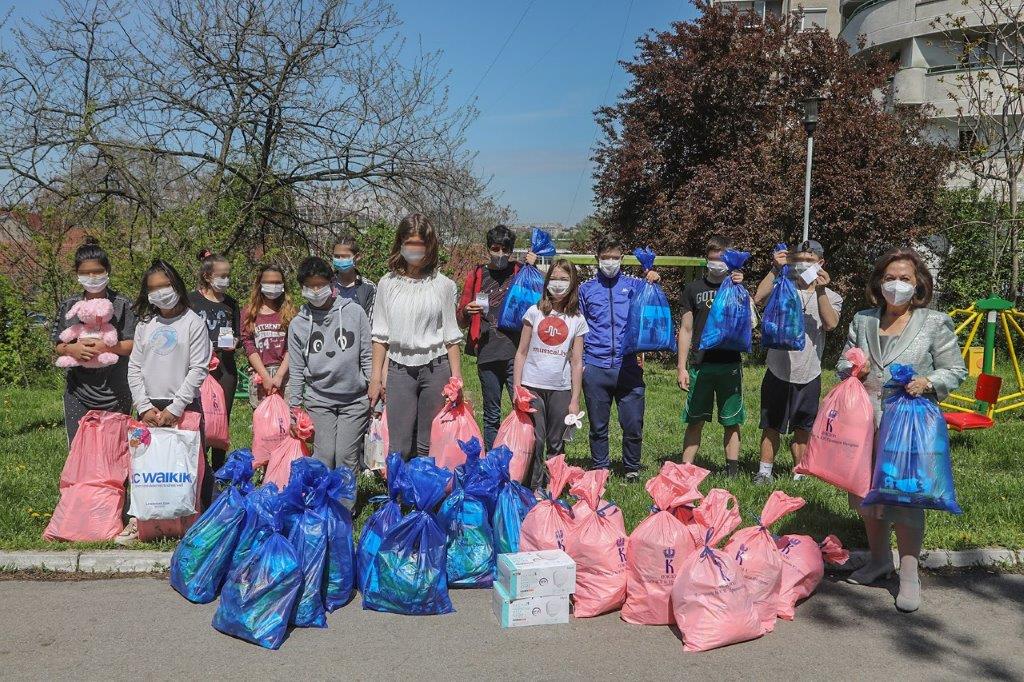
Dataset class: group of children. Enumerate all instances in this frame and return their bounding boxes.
[53,220,841,543]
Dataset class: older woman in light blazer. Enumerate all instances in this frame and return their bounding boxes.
[837,248,966,613]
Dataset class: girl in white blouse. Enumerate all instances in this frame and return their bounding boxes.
[369,213,464,458]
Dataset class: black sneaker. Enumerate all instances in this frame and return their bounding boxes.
[624,471,641,483]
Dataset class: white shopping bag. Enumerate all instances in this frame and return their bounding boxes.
[127,425,201,520]
[362,407,388,472]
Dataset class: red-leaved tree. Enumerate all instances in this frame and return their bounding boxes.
[593,2,950,327]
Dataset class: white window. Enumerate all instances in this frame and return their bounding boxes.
[800,9,827,31]
[718,0,766,26]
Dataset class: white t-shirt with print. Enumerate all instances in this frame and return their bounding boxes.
[521,305,589,391]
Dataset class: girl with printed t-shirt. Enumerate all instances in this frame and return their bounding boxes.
[513,259,588,492]
[188,249,240,506]
[241,264,296,407]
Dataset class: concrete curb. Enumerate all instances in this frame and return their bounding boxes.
[0,550,172,573]
[1,548,1022,574]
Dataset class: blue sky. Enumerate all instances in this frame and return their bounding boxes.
[395,1,695,224]
[11,0,695,225]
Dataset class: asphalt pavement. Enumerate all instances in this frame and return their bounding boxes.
[1,571,1022,681]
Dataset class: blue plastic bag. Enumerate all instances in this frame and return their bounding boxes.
[356,453,404,596]
[623,247,677,354]
[761,244,806,351]
[863,365,962,514]
[698,249,753,353]
[363,456,455,615]
[323,465,357,611]
[489,445,537,554]
[170,449,255,603]
[229,483,282,573]
[497,228,555,331]
[212,485,302,650]
[281,458,331,628]
[438,438,500,587]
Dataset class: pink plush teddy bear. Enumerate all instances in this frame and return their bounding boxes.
[56,298,120,368]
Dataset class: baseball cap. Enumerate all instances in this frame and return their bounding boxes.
[796,239,824,257]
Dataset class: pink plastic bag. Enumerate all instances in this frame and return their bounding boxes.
[429,377,483,471]
[667,463,712,545]
[251,393,290,468]
[495,385,536,482]
[44,410,131,542]
[672,489,763,652]
[723,491,806,632]
[794,347,874,497]
[775,534,849,620]
[264,407,312,489]
[200,356,230,451]
[519,455,583,552]
[136,411,205,542]
[621,462,704,625]
[564,469,628,618]
[363,407,389,472]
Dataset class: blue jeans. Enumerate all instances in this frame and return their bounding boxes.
[477,359,514,450]
[582,361,645,472]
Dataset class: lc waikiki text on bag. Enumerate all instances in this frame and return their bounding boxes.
[497,227,557,332]
[761,244,806,351]
[863,364,962,514]
[698,249,753,353]
[127,421,202,521]
[623,247,677,354]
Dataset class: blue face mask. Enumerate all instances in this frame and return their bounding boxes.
[333,257,355,272]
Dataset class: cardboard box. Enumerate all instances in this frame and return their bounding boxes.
[492,581,570,628]
[496,550,576,599]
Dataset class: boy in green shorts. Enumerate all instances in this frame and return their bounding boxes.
[676,235,746,476]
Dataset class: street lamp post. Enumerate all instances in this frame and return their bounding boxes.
[801,96,820,244]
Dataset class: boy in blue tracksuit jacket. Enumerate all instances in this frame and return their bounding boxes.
[578,236,659,480]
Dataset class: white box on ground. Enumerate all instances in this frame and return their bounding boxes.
[496,550,576,599]
[492,581,570,628]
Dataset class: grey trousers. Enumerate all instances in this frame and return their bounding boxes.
[307,397,371,483]
[386,357,452,459]
[524,385,572,491]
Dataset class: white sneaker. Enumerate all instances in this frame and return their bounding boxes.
[114,517,138,546]
[792,473,805,481]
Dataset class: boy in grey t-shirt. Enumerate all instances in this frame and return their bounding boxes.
[752,240,843,484]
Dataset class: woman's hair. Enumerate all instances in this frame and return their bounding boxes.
[867,247,934,309]
[133,259,189,320]
[538,259,580,316]
[387,213,439,275]
[297,256,333,285]
[196,248,229,289]
[486,225,516,251]
[333,234,360,255]
[74,236,110,272]
[244,264,297,333]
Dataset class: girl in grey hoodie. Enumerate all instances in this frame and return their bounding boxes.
[287,257,371,477]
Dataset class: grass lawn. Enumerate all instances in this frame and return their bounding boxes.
[2,359,1022,551]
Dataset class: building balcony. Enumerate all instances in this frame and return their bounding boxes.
[841,0,1010,52]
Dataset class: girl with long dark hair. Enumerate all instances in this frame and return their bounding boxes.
[51,238,137,444]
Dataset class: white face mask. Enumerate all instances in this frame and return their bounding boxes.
[78,273,109,293]
[547,280,570,297]
[261,283,285,299]
[148,287,180,311]
[882,280,915,306]
[598,259,621,278]
[790,262,814,276]
[401,247,426,265]
[210,276,230,292]
[707,260,729,278]
[302,285,332,307]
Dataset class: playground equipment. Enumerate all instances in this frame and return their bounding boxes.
[941,296,1024,425]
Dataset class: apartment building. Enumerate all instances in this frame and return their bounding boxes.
[715,0,844,37]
